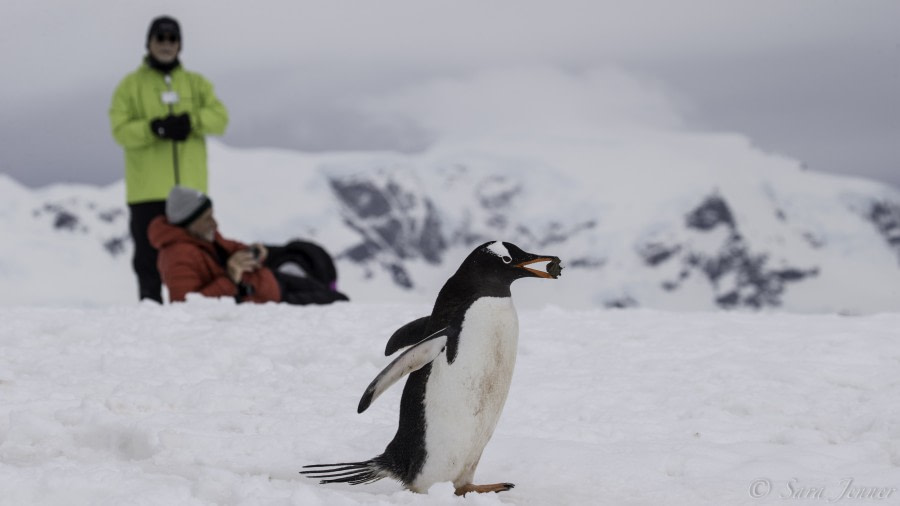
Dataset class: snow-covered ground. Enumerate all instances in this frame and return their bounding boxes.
[2,298,898,505]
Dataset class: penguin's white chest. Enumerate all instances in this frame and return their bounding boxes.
[414,296,519,490]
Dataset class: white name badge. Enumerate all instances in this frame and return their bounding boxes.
[161,91,180,105]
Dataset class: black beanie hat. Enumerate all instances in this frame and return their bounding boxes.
[147,16,181,47]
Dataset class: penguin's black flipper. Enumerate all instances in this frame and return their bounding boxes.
[358,327,449,413]
[385,316,430,356]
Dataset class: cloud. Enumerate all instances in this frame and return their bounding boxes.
[357,66,687,141]
[4,0,896,102]
[1,1,897,188]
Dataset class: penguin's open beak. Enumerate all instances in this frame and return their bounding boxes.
[516,256,563,279]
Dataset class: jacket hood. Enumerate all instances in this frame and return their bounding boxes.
[148,215,220,252]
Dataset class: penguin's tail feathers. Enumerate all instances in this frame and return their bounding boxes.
[300,458,390,486]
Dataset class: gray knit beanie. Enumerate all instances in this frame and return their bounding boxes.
[166,186,212,227]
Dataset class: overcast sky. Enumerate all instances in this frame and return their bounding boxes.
[1,0,898,190]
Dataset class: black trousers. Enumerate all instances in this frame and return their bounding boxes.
[129,201,167,303]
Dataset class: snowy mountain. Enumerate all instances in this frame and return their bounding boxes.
[2,132,899,312]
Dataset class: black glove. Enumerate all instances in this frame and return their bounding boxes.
[150,117,168,139]
[168,113,191,141]
[150,113,191,141]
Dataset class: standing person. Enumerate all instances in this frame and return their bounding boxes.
[109,15,229,302]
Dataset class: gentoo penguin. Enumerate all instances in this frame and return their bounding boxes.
[302,241,562,496]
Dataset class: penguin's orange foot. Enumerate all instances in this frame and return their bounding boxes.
[454,482,515,496]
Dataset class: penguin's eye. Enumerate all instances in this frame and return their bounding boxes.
[501,255,512,264]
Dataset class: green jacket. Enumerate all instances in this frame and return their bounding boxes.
[110,60,228,204]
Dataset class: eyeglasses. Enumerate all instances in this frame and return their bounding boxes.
[153,33,180,44]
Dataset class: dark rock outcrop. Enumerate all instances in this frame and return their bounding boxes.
[868,200,900,264]
[645,193,819,309]
[35,200,130,256]
[686,195,735,231]
[329,173,446,289]
[328,168,599,290]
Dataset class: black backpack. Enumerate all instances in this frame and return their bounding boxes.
[263,240,348,304]
[264,240,338,287]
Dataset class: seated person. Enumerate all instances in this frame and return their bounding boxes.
[148,186,348,304]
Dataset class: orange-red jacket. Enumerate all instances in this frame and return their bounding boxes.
[147,216,281,303]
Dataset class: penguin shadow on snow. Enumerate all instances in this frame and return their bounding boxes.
[301,241,563,496]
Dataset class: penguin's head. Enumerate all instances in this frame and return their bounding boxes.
[462,241,563,286]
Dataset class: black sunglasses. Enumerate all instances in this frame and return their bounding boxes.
[154,33,180,44]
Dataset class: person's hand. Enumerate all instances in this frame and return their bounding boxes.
[149,113,191,141]
[150,117,169,139]
[249,243,268,264]
[227,250,259,284]
[168,113,191,141]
